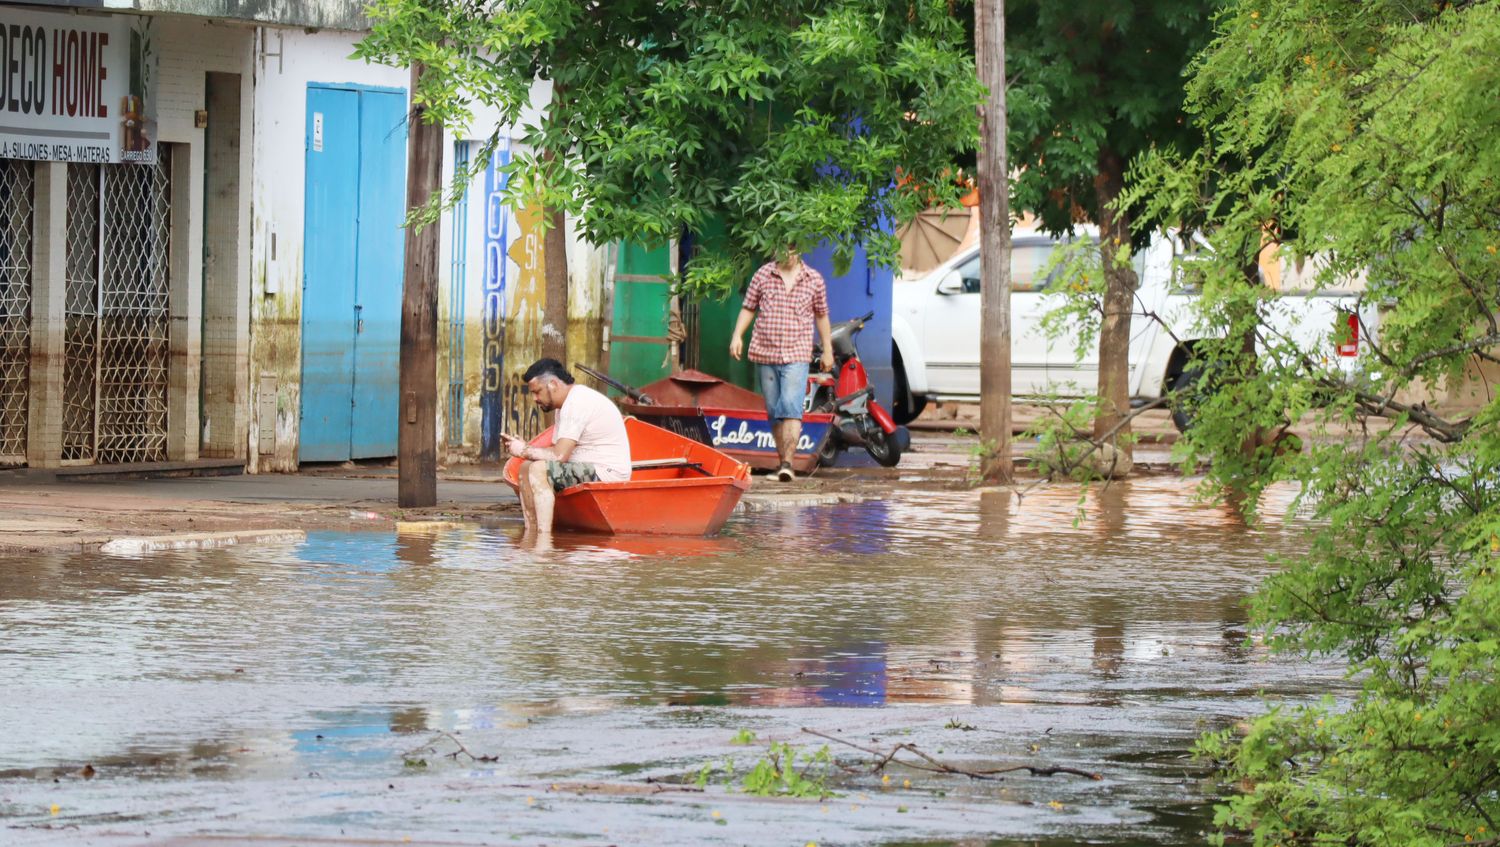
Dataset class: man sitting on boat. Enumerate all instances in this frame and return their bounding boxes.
[503,358,632,534]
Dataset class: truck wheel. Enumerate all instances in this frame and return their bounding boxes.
[1169,362,1212,432]
[892,349,926,424]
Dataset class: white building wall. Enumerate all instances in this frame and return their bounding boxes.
[246,29,408,471]
[248,32,604,470]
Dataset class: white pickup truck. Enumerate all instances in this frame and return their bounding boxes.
[889,232,1379,429]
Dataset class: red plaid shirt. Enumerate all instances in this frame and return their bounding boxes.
[743,262,829,364]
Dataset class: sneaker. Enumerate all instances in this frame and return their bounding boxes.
[777,463,794,482]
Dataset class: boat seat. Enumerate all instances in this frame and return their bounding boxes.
[631,457,712,476]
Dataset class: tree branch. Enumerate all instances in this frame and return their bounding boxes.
[801,727,1102,781]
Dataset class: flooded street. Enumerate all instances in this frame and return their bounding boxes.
[0,479,1345,845]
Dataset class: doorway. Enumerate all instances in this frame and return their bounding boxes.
[299,84,407,462]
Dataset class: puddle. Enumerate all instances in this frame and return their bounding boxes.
[0,478,1342,845]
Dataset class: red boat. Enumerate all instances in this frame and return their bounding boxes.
[616,369,835,474]
[502,417,751,536]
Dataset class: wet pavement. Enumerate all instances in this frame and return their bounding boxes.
[0,478,1343,845]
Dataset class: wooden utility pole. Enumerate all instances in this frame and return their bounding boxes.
[398,62,443,508]
[976,0,1013,483]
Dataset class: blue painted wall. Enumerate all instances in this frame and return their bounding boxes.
[479,142,511,461]
[801,243,895,408]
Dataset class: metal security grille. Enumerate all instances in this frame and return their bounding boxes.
[63,164,101,461]
[0,160,34,464]
[446,141,470,448]
[97,151,171,464]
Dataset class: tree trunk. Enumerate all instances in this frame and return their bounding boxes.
[398,63,443,508]
[540,82,570,365]
[1091,147,1137,469]
[542,201,569,364]
[975,0,1013,484]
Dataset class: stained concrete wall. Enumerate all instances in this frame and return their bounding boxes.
[435,136,607,464]
[248,29,605,471]
[246,28,405,472]
[155,18,256,464]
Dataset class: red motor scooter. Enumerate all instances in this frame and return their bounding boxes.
[806,311,911,467]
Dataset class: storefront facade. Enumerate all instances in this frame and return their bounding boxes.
[0,5,255,470]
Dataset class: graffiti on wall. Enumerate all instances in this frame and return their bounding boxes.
[502,202,547,443]
[479,143,510,459]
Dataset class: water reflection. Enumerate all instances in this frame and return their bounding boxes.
[0,481,1317,779]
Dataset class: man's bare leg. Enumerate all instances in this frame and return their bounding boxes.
[517,461,537,530]
[525,460,557,533]
[780,419,802,466]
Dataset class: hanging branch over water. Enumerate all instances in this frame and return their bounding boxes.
[801,728,1103,781]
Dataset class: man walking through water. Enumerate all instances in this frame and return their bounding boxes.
[503,358,632,534]
[730,245,836,481]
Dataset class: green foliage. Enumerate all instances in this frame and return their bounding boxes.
[729,729,756,746]
[1119,0,1500,842]
[355,0,982,297]
[1035,235,1135,362]
[1004,0,1219,239]
[1022,396,1105,482]
[695,742,838,799]
[961,436,1005,484]
[739,742,837,798]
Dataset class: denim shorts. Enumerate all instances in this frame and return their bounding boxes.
[758,362,810,422]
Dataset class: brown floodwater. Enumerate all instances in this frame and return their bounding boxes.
[0,479,1343,846]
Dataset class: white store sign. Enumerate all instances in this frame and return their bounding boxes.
[0,6,158,164]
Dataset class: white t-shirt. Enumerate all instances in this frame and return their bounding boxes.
[553,384,632,482]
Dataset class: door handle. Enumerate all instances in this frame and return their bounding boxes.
[354,303,363,334]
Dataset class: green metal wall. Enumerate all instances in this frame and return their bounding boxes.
[607,241,673,393]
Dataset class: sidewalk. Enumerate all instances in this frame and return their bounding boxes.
[0,425,1182,556]
[909,401,1181,443]
[0,474,517,556]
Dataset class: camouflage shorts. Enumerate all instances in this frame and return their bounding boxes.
[546,460,600,492]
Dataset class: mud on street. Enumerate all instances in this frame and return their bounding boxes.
[0,426,1348,846]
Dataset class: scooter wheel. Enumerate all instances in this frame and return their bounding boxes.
[864,427,902,467]
[817,435,841,467]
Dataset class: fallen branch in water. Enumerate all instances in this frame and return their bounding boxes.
[801,727,1102,781]
[402,730,500,763]
[561,779,704,795]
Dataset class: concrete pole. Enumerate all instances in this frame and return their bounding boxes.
[976,0,1013,483]
[399,63,443,508]
[26,163,65,468]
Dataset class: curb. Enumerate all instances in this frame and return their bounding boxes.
[99,530,308,555]
[736,492,875,512]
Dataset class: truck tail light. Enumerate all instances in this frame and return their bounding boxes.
[1337,312,1359,357]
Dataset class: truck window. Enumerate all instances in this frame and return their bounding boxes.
[1012,243,1055,291]
[956,243,1058,293]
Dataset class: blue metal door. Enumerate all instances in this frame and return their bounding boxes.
[300,87,360,462]
[300,85,407,462]
[349,90,406,459]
